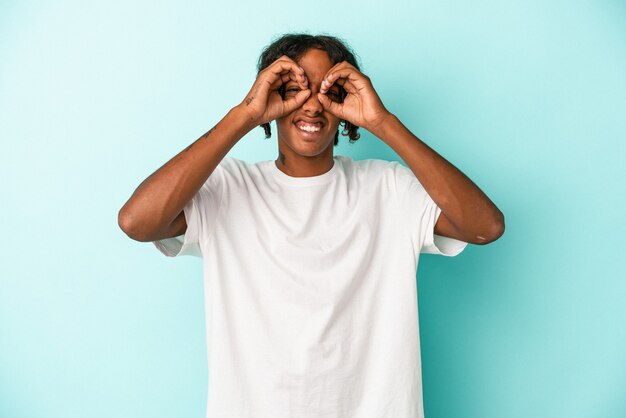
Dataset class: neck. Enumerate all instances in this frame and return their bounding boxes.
[275,149,334,178]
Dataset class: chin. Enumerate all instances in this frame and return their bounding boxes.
[278,125,335,155]
[287,139,332,157]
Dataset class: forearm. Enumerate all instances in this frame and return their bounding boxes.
[118,104,256,241]
[372,113,504,243]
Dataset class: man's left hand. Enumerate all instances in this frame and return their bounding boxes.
[317,62,392,133]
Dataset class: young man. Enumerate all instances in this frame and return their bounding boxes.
[118,33,504,418]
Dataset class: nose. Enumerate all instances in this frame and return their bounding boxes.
[301,84,323,115]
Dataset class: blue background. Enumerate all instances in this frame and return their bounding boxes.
[1,0,625,417]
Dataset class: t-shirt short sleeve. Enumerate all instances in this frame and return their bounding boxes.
[392,161,467,257]
[152,162,225,258]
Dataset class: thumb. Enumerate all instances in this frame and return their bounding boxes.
[282,89,311,114]
[317,93,341,117]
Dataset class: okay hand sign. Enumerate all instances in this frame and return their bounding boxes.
[317,62,391,133]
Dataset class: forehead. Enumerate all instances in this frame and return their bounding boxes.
[296,48,334,80]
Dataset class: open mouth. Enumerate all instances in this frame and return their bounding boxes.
[294,121,324,138]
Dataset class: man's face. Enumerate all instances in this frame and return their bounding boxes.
[275,48,343,157]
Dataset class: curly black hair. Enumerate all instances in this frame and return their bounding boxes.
[256,32,362,145]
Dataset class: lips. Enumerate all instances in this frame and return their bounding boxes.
[294,117,325,126]
[292,116,325,138]
[295,121,322,130]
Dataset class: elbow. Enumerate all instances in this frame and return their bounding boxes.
[118,207,149,242]
[118,207,136,239]
[474,210,505,245]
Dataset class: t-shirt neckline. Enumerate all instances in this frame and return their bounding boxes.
[267,156,339,186]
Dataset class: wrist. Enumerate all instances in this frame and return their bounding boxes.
[231,103,262,133]
[367,111,396,138]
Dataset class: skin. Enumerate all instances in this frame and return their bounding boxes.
[278,48,505,244]
[274,48,343,177]
[118,47,503,245]
[117,51,339,242]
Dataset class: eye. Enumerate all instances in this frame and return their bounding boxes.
[284,87,302,95]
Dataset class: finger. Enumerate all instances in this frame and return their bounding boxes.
[282,89,312,114]
[317,93,343,118]
[321,61,356,83]
[322,60,352,79]
[320,67,363,94]
[267,58,307,87]
[260,69,307,101]
[275,55,308,88]
[332,77,359,94]
[256,56,308,100]
[315,61,349,94]
[268,56,303,75]
[268,69,308,92]
[269,72,294,90]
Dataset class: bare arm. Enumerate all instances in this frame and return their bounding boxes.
[316,61,504,245]
[373,113,505,245]
[118,105,256,242]
[118,55,311,242]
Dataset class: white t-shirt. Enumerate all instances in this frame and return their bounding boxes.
[154,155,467,418]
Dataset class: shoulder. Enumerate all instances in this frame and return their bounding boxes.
[337,156,399,196]
[342,156,422,193]
[215,156,270,187]
[217,156,244,170]
[214,156,255,178]
[338,155,395,177]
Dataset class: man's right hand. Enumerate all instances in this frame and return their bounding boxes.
[119,56,313,243]
[239,55,311,126]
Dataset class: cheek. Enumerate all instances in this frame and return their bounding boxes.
[328,118,342,129]
[276,118,297,134]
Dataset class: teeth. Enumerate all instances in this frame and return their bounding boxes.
[297,122,321,132]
